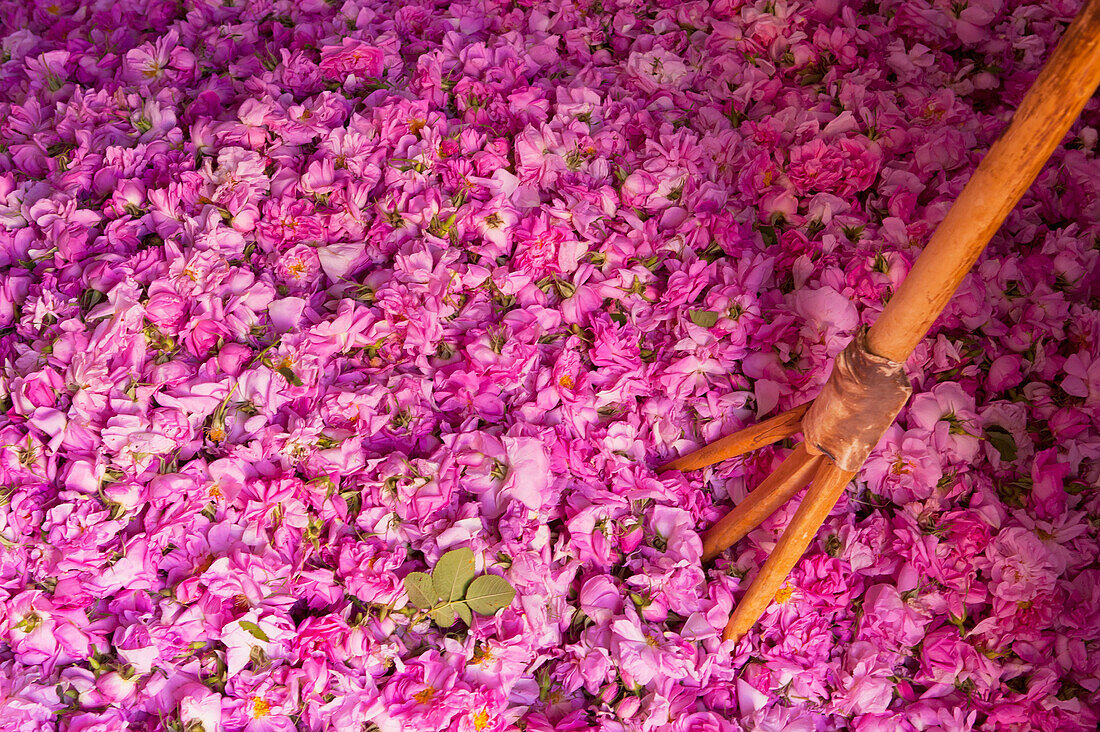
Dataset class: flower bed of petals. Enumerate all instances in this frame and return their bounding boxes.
[1,0,1099,730]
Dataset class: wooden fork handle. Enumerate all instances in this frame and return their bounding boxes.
[867,0,1100,363]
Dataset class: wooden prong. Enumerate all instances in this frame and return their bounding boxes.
[658,402,810,474]
[700,443,822,562]
[722,459,858,643]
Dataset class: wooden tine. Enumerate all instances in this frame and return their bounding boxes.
[658,402,809,474]
[723,459,857,642]
[701,443,823,562]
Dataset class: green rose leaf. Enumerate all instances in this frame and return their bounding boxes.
[239,621,270,642]
[277,366,304,386]
[429,604,458,627]
[985,426,1017,462]
[403,571,437,610]
[432,547,476,602]
[465,574,516,615]
[688,310,719,328]
[454,601,473,626]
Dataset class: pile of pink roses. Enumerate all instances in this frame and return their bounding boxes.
[1,0,1098,730]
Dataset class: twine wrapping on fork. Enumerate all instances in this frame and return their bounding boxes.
[801,330,911,473]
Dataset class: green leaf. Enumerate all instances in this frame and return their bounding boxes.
[464,574,516,615]
[277,366,304,386]
[432,547,476,602]
[80,289,105,312]
[758,224,779,248]
[239,621,269,642]
[688,310,719,328]
[403,571,437,609]
[454,601,473,626]
[429,604,458,627]
[985,426,1017,462]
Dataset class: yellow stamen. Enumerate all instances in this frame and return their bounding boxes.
[251,697,270,718]
[890,459,912,476]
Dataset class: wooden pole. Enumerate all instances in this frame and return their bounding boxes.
[866,0,1100,363]
[700,444,822,561]
[658,403,809,473]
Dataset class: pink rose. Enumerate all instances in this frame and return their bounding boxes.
[788,139,846,194]
[182,318,226,356]
[178,682,223,732]
[339,540,406,606]
[151,408,193,443]
[618,521,644,555]
[837,642,894,715]
[279,49,322,93]
[918,632,957,682]
[145,290,188,330]
[671,711,738,732]
[986,527,1058,602]
[101,480,145,510]
[0,273,31,328]
[648,506,702,563]
[274,243,322,290]
[987,354,1024,391]
[620,170,658,208]
[860,584,928,647]
[320,40,385,80]
[5,592,90,672]
[216,343,253,376]
[94,672,137,704]
[61,710,131,732]
[106,179,146,217]
[394,473,454,523]
[943,509,995,558]
[1029,448,1069,519]
[862,425,943,504]
[579,575,622,624]
[10,368,63,413]
[502,436,550,509]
